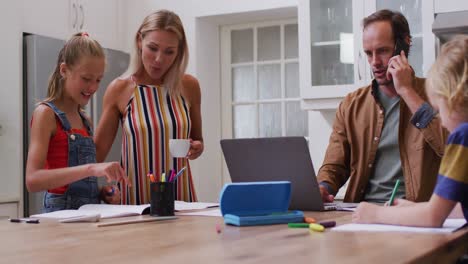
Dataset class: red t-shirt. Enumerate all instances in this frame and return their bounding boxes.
[43,118,90,194]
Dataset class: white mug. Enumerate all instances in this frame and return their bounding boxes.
[169,139,190,158]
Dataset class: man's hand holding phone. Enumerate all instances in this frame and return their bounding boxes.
[386,46,413,97]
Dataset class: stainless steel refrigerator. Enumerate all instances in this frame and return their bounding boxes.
[23,34,129,216]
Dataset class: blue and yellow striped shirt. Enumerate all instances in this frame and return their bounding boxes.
[434,123,468,221]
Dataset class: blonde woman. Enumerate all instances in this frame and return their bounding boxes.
[353,35,468,227]
[95,10,203,204]
[26,33,128,212]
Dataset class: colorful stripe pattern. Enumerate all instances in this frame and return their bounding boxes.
[120,84,197,204]
[434,123,468,221]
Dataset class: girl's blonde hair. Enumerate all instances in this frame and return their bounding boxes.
[44,32,105,103]
[123,9,189,95]
[426,35,468,113]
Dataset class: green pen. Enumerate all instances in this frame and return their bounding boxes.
[388,179,401,206]
[288,223,309,228]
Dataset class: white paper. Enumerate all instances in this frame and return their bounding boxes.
[31,201,220,220]
[31,210,98,219]
[332,218,467,233]
[175,201,219,211]
[178,209,222,217]
[31,204,150,219]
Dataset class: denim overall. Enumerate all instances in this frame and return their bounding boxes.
[42,102,100,213]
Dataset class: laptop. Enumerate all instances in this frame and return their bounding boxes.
[221,136,340,211]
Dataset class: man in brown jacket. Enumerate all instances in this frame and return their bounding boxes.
[317,10,447,203]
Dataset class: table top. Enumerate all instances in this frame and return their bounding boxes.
[1,211,467,264]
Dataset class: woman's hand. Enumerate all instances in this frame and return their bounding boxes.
[187,139,203,160]
[100,185,121,204]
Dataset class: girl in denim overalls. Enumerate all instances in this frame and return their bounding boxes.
[25,32,129,212]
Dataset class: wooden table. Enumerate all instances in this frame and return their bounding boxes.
[1,211,467,263]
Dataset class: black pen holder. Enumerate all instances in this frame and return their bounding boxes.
[150,182,175,216]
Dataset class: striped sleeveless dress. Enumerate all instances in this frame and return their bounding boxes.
[120,84,197,204]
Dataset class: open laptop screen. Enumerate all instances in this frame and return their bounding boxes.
[220,137,325,211]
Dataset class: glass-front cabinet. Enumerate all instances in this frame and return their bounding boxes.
[299,0,435,110]
[374,0,433,78]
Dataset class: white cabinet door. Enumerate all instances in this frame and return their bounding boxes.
[300,0,436,110]
[78,0,120,50]
[299,0,365,110]
[22,0,71,39]
[22,0,121,50]
[434,0,468,13]
[0,1,22,211]
[0,203,19,218]
[373,0,435,77]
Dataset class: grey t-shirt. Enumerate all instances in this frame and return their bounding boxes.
[364,88,405,203]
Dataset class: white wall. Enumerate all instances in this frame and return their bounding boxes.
[121,0,308,202]
[0,1,23,211]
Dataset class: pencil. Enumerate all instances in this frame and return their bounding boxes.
[388,179,401,206]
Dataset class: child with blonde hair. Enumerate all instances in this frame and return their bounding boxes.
[26,32,129,212]
[353,35,468,226]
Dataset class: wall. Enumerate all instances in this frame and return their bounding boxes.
[0,1,23,211]
[121,0,303,202]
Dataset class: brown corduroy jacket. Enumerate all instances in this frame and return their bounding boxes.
[317,77,448,202]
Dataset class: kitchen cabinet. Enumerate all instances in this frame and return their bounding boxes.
[434,0,468,13]
[70,0,121,50]
[0,202,19,218]
[0,1,22,217]
[299,0,435,110]
[22,0,122,50]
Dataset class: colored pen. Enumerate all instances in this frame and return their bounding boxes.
[288,223,310,228]
[161,172,166,182]
[172,167,187,182]
[149,174,156,183]
[106,186,115,196]
[309,223,325,232]
[9,218,39,224]
[216,224,222,234]
[168,170,175,182]
[304,217,316,223]
[387,179,401,206]
[318,221,336,228]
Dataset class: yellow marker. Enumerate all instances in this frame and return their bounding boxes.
[161,173,166,182]
[309,223,325,232]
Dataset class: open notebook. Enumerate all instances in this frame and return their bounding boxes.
[31,201,219,220]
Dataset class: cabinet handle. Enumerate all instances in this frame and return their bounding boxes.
[357,51,362,81]
[72,3,78,29]
[79,4,84,30]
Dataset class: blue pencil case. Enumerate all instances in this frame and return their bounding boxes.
[219,181,304,226]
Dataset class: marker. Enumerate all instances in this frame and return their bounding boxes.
[106,186,115,196]
[304,217,316,223]
[9,218,40,224]
[149,174,156,183]
[172,167,187,182]
[288,223,310,228]
[25,219,40,224]
[309,223,325,232]
[387,179,401,206]
[318,221,336,228]
[168,170,176,182]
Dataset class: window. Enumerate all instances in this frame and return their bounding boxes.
[221,20,307,139]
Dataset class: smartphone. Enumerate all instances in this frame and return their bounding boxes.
[393,39,409,57]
